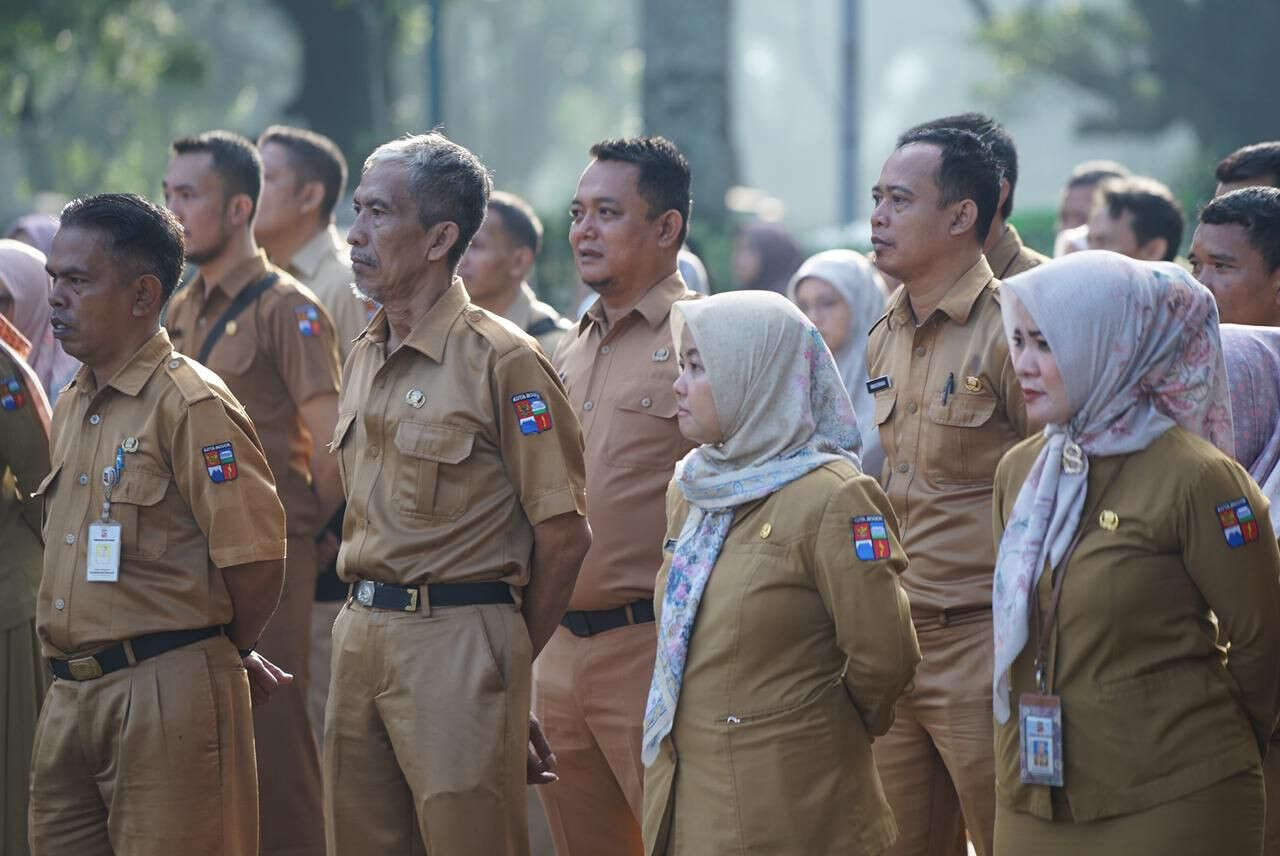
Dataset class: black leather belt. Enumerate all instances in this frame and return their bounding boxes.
[49,626,223,682]
[561,598,655,637]
[350,579,514,612]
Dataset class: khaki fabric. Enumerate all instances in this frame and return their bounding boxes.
[503,282,572,357]
[865,255,1029,615]
[0,341,50,631]
[334,278,585,588]
[308,599,343,740]
[323,600,533,856]
[644,462,919,856]
[550,273,698,612]
[287,224,373,363]
[984,224,1049,280]
[993,427,1280,823]
[28,635,258,856]
[35,329,286,657]
[167,250,341,537]
[994,766,1263,856]
[4,619,45,856]
[1265,738,1280,855]
[533,621,654,856]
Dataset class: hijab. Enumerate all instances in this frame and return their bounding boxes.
[1222,324,1280,530]
[5,213,59,255]
[734,221,804,293]
[787,249,889,472]
[991,251,1233,723]
[641,291,862,764]
[0,239,79,402]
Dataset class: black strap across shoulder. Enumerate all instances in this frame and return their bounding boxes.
[526,316,561,337]
[196,273,279,364]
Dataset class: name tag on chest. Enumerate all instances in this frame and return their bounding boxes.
[87,522,122,582]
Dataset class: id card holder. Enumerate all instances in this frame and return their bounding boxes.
[87,521,122,582]
[1019,693,1064,786]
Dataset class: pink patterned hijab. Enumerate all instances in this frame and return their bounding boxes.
[1222,324,1280,530]
[992,251,1233,723]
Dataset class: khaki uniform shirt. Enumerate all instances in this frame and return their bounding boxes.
[552,273,698,611]
[0,342,50,630]
[34,329,286,657]
[993,428,1280,822]
[167,251,342,536]
[986,223,1050,279]
[287,224,374,363]
[644,462,919,856]
[866,256,1029,615]
[333,278,585,589]
[502,281,572,357]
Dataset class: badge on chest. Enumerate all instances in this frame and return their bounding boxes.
[1019,693,1064,786]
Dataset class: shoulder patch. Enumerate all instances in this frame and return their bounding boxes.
[1,373,28,410]
[511,391,552,435]
[295,303,321,337]
[1216,497,1260,548]
[851,515,891,561]
[202,441,239,483]
[163,354,218,406]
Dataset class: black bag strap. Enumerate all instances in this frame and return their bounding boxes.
[197,273,279,364]
[526,316,561,337]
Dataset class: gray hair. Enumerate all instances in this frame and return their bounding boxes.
[364,132,492,269]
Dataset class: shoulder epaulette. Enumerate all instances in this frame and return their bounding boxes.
[163,353,218,406]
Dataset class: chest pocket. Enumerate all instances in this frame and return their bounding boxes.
[110,467,171,559]
[393,421,475,521]
[331,411,356,492]
[924,391,999,484]
[32,463,62,543]
[604,381,685,471]
[200,317,258,378]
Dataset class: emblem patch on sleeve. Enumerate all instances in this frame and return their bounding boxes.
[202,441,239,483]
[1216,497,1259,548]
[0,374,26,410]
[851,515,891,561]
[295,304,320,337]
[511,391,552,435]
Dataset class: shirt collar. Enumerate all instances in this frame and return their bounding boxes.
[579,271,690,333]
[360,277,469,364]
[194,251,272,301]
[886,255,994,330]
[984,224,1023,280]
[289,224,346,281]
[69,328,173,398]
[501,282,537,331]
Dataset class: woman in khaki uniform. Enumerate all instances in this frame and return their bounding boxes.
[991,252,1280,855]
[641,291,920,856]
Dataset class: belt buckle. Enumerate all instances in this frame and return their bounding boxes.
[68,656,103,681]
[356,580,376,607]
[403,587,419,612]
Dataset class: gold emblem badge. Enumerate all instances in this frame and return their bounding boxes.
[405,389,425,409]
[121,436,139,453]
[964,376,982,393]
[759,523,772,540]
[225,320,238,336]
[1099,510,1119,531]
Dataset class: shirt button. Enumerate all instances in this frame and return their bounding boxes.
[168,358,181,369]
[78,473,89,485]
[89,414,101,425]
[600,345,613,355]
[914,346,926,357]
[896,463,909,473]
[368,445,381,458]
[583,401,594,412]
[54,598,65,610]
[641,397,653,408]
[65,533,76,545]
[907,402,918,414]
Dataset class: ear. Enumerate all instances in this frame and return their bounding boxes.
[129,273,165,318]
[948,199,979,239]
[996,179,1011,216]
[655,210,684,250]
[226,193,255,228]
[425,221,461,264]
[298,180,326,219]
[1137,237,1169,262]
[507,245,535,280]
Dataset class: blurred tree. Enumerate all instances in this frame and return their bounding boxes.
[978,0,1280,159]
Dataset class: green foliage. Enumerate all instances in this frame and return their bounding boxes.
[1008,208,1057,258]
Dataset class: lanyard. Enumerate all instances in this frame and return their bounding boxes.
[100,445,125,522]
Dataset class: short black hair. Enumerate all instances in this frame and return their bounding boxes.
[364,132,492,270]
[893,126,1001,245]
[487,191,543,256]
[1199,187,1280,272]
[1066,160,1130,190]
[1216,142,1280,189]
[911,112,1018,219]
[171,130,263,216]
[589,136,692,244]
[258,125,348,221]
[59,193,186,300]
[1100,177,1184,262]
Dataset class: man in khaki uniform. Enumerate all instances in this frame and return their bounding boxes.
[253,124,370,740]
[1,331,50,856]
[1189,187,1280,327]
[866,126,1030,856]
[459,190,571,356]
[28,192,290,856]
[163,130,340,856]
[535,136,698,856]
[326,132,591,856]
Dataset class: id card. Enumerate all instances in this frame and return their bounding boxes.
[1019,693,1064,786]
[87,522,122,582]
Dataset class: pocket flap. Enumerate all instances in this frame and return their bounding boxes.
[113,468,170,506]
[927,392,997,428]
[873,391,897,426]
[329,411,356,453]
[394,422,475,463]
[32,463,62,498]
[616,382,678,419]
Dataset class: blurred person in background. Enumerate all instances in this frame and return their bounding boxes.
[459,190,571,356]
[0,239,80,402]
[1216,141,1280,197]
[731,220,803,293]
[4,214,59,255]
[787,249,889,476]
[1190,187,1280,327]
[910,113,1049,277]
[1086,176,1184,262]
[1053,160,1130,257]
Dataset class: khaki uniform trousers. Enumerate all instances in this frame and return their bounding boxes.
[872,615,995,856]
[533,620,655,856]
[256,535,325,856]
[323,598,533,856]
[1265,739,1280,855]
[4,619,45,856]
[308,598,344,743]
[994,765,1264,855]
[28,634,257,856]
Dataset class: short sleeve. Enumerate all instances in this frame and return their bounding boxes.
[0,350,51,533]
[493,345,586,526]
[267,289,342,407]
[172,395,287,568]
